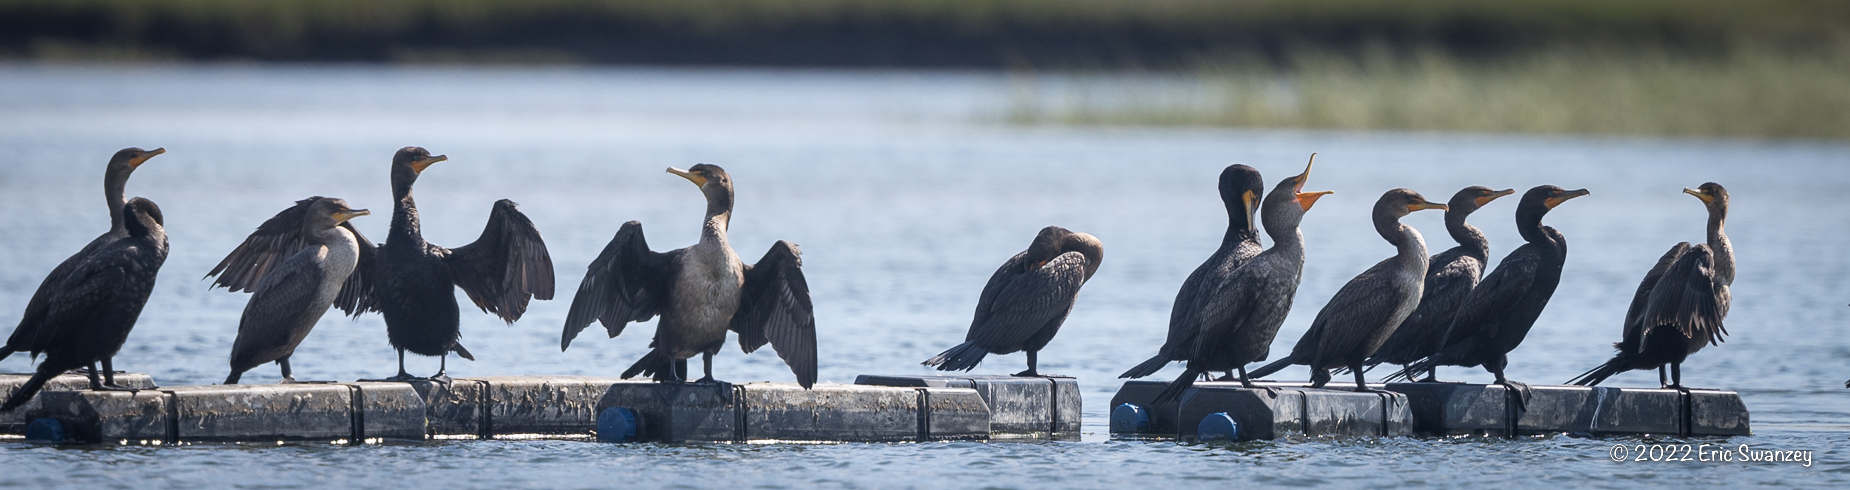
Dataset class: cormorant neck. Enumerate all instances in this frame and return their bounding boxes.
[1516,208,1553,245]
[104,165,131,237]
[390,176,423,245]
[1707,206,1734,285]
[1446,210,1489,260]
[1386,222,1429,267]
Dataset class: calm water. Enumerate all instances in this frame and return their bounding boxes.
[1,64,1847,488]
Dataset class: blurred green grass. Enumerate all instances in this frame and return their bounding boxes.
[1005,42,1850,139]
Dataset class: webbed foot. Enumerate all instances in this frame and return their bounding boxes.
[1499,380,1533,412]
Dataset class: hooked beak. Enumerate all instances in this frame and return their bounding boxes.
[1408,201,1449,212]
[411,155,447,173]
[129,148,166,168]
[1683,187,1714,204]
[333,208,371,223]
[667,166,708,187]
[1543,188,1590,209]
[1475,188,1515,207]
[1242,190,1258,234]
[1297,190,1333,211]
[1292,153,1317,193]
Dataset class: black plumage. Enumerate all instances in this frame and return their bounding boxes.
[3,198,168,412]
[924,226,1104,377]
[1121,164,1265,380]
[207,197,373,384]
[2,147,163,368]
[352,147,555,382]
[1392,185,1588,404]
[1358,186,1513,381]
[1570,183,1733,388]
[1245,189,1448,391]
[1153,156,1331,403]
[562,164,819,388]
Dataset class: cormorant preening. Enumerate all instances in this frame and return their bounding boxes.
[1357,186,1513,381]
[1245,189,1448,391]
[1153,156,1331,403]
[2,198,167,411]
[1570,183,1733,388]
[1392,185,1588,405]
[352,147,555,382]
[2,148,163,382]
[924,226,1104,377]
[207,197,372,384]
[1120,164,1265,380]
[562,164,818,388]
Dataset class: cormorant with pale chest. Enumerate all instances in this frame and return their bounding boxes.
[1358,186,1513,381]
[350,147,555,382]
[923,226,1103,377]
[1120,164,1265,380]
[1570,183,1733,389]
[3,198,168,411]
[2,147,164,386]
[1153,156,1331,403]
[562,164,818,388]
[1392,185,1588,406]
[207,197,373,384]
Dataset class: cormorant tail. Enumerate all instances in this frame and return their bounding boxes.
[622,349,668,379]
[922,341,988,372]
[1,366,57,412]
[1153,367,1204,404]
[224,370,243,385]
[452,343,475,361]
[0,346,14,363]
[1568,355,1628,386]
[1243,356,1297,380]
[1119,352,1174,379]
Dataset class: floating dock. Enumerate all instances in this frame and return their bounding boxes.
[1109,380,1749,441]
[2,373,1078,444]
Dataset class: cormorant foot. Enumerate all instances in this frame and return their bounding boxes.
[280,378,336,384]
[1215,374,1237,382]
[1012,369,1042,377]
[92,384,139,393]
[361,373,423,383]
[694,376,718,384]
[427,374,454,386]
[1499,380,1533,412]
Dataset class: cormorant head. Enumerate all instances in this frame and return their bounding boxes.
[122,197,164,236]
[1447,186,1515,216]
[109,147,165,170]
[391,146,447,183]
[1377,188,1448,220]
[1218,164,1265,235]
[668,164,735,216]
[1684,182,1728,213]
[1025,226,1068,265]
[1514,185,1590,230]
[306,197,370,230]
[1260,153,1333,237]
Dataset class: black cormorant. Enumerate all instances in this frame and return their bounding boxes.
[1245,189,1448,391]
[923,226,1103,377]
[207,197,372,384]
[1357,186,1513,381]
[2,198,168,411]
[2,147,163,380]
[1570,183,1732,388]
[351,147,555,382]
[1120,164,1265,380]
[1153,156,1331,403]
[1393,185,1588,404]
[561,164,818,388]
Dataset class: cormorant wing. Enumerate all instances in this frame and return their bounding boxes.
[331,222,378,316]
[730,240,817,388]
[230,249,327,366]
[443,199,556,323]
[206,197,320,293]
[1442,245,1544,349]
[1303,262,1415,363]
[964,252,1089,350]
[5,246,95,355]
[1621,242,1690,342]
[31,240,158,350]
[1641,244,1727,347]
[562,221,676,349]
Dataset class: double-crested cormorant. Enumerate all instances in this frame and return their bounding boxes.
[562,164,818,388]
[2,198,167,412]
[1570,183,1732,388]
[2,147,163,379]
[1393,185,1588,403]
[1357,186,1513,381]
[1120,164,1265,380]
[353,147,555,382]
[923,226,1104,377]
[1246,189,1448,391]
[1153,156,1331,403]
[207,197,372,384]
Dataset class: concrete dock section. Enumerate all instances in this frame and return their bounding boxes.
[1112,380,1750,440]
[1,372,158,434]
[854,374,1080,439]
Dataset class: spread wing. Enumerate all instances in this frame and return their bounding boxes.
[206,197,320,293]
[444,199,555,323]
[1621,242,1690,343]
[1439,244,1543,352]
[730,240,817,388]
[330,222,377,316]
[1641,244,1728,348]
[561,221,676,349]
[964,252,1088,349]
